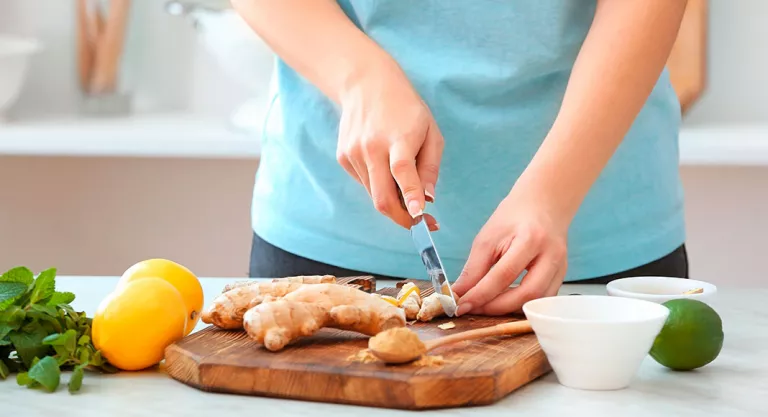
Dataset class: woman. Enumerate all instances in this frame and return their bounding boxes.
[234,0,689,316]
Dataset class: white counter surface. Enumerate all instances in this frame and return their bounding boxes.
[1,276,765,417]
[1,114,768,165]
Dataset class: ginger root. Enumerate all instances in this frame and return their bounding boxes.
[271,275,336,285]
[222,275,336,293]
[243,284,406,351]
[201,281,305,329]
[417,293,446,322]
[397,283,421,320]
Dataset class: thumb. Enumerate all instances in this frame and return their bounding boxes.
[417,121,444,202]
[452,242,495,297]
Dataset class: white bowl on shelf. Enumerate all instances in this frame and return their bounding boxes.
[0,34,42,122]
[523,295,669,391]
[606,276,717,305]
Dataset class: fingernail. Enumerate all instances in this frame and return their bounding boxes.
[407,200,422,217]
[433,222,440,231]
[425,184,436,203]
[456,303,472,317]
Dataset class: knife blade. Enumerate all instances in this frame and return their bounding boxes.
[398,189,458,317]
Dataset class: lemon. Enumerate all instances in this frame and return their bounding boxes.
[118,258,203,335]
[93,277,188,371]
[650,299,724,371]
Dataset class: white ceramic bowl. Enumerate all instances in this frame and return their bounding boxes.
[0,34,42,121]
[523,295,669,391]
[606,276,717,305]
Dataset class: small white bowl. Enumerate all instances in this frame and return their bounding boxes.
[0,34,42,121]
[606,276,717,305]
[523,295,669,391]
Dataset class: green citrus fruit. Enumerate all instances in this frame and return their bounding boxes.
[650,299,724,371]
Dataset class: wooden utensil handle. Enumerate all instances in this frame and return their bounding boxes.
[426,320,533,350]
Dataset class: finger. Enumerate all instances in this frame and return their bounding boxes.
[348,146,371,194]
[336,151,363,185]
[417,121,444,202]
[452,239,497,297]
[457,236,539,314]
[545,259,567,296]
[390,140,425,217]
[367,152,411,229]
[424,213,439,231]
[472,249,562,316]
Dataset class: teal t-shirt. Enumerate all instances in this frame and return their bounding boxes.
[251,0,685,282]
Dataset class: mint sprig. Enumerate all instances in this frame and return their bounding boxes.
[0,267,115,393]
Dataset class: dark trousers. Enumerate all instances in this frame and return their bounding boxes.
[249,232,689,284]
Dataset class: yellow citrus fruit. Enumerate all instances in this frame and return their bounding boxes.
[118,259,203,335]
[93,277,187,371]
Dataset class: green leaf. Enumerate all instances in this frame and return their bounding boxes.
[46,292,76,307]
[43,329,77,352]
[90,351,103,367]
[0,267,34,285]
[0,359,9,379]
[0,306,26,328]
[68,364,85,393]
[30,304,58,317]
[16,371,36,387]
[77,335,90,346]
[77,347,90,364]
[27,311,63,335]
[9,327,50,368]
[27,356,60,392]
[0,282,28,310]
[0,339,9,346]
[64,317,76,331]
[98,362,119,374]
[29,268,56,305]
[0,324,14,341]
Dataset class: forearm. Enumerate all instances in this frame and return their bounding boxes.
[515,0,687,222]
[231,0,394,103]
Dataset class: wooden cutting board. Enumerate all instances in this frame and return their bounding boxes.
[164,277,551,410]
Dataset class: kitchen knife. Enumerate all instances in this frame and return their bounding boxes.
[398,190,458,317]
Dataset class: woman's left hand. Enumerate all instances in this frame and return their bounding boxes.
[451,188,570,316]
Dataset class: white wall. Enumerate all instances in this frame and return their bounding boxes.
[0,0,249,119]
[0,156,258,278]
[683,0,768,125]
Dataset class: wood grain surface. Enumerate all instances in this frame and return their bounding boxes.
[165,278,551,410]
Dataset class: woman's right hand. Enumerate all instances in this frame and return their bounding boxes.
[337,59,444,230]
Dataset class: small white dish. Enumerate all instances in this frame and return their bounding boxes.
[523,295,669,391]
[606,276,717,305]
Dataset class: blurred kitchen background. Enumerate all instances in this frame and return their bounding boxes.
[0,1,766,285]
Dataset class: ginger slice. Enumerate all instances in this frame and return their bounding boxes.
[438,321,456,330]
[201,281,305,329]
[243,284,406,351]
[396,283,422,320]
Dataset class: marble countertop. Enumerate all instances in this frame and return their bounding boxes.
[1,276,765,417]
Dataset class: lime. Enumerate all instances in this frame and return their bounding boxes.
[650,299,724,371]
